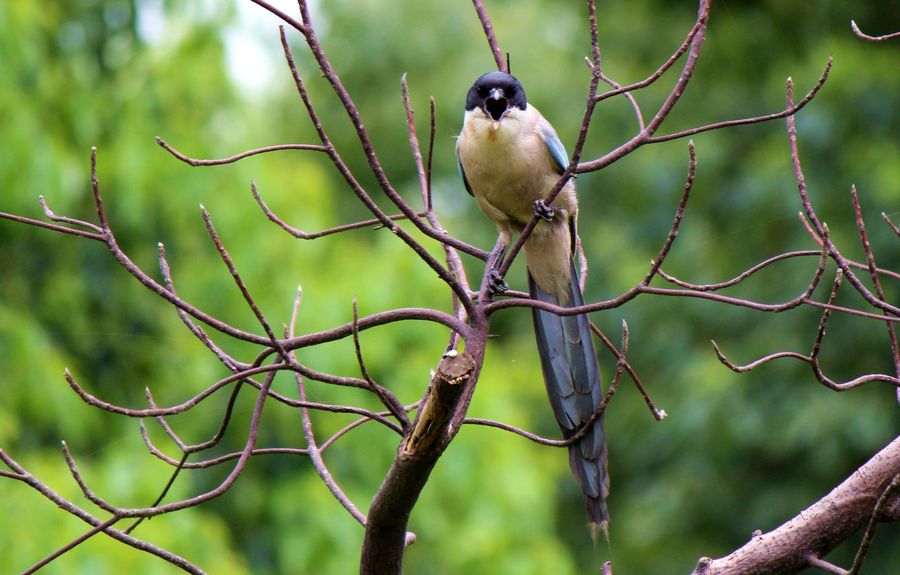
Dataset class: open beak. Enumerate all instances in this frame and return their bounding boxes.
[483,88,508,129]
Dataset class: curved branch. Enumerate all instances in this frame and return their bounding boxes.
[690,436,900,575]
[252,181,426,240]
[0,450,203,574]
[850,20,900,42]
[785,81,900,318]
[156,137,328,165]
[277,26,482,316]
[648,60,831,144]
[659,250,824,291]
[0,209,104,241]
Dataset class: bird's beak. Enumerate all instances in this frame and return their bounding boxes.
[483,87,508,129]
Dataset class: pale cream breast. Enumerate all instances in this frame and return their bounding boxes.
[458,107,574,226]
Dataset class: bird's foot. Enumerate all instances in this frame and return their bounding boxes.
[488,269,509,296]
[533,199,556,221]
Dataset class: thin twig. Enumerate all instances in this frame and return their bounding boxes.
[712,272,900,390]
[398,75,472,305]
[0,210,104,241]
[882,212,900,238]
[850,20,900,42]
[156,138,327,166]
[847,472,900,574]
[157,243,247,370]
[251,182,426,240]
[592,321,665,420]
[123,452,190,535]
[1,450,203,573]
[806,554,849,575]
[289,288,368,526]
[39,195,103,233]
[353,298,410,430]
[643,140,696,285]
[471,0,506,72]
[277,26,483,316]
[785,78,900,318]
[797,212,900,281]
[20,516,122,575]
[850,186,900,377]
[647,60,831,144]
[200,205,281,346]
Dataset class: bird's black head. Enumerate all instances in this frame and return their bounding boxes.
[465,71,528,122]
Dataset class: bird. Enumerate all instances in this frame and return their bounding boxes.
[456,71,609,533]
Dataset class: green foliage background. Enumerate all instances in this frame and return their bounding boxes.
[1,1,898,573]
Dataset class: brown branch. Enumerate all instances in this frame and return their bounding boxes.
[577,0,711,173]
[361,352,477,574]
[850,186,900,377]
[83,149,275,346]
[593,5,705,105]
[578,3,832,174]
[247,0,307,33]
[464,320,652,447]
[806,555,849,575]
[487,242,828,318]
[712,271,900,390]
[251,182,427,240]
[156,137,328,165]
[0,450,203,574]
[0,209,104,241]
[20,516,122,575]
[690,435,900,575]
[290,290,368,527]
[399,74,473,308]
[279,306,468,352]
[882,212,900,238]
[64,365,275,417]
[39,194,103,233]
[642,140,696,285]
[282,14,486,274]
[157,243,247,371]
[647,60,831,144]
[353,298,410,430]
[200,205,283,350]
[850,20,900,41]
[277,25,484,314]
[659,250,823,291]
[846,472,900,574]
[471,0,506,72]
[786,80,900,318]
[592,321,665,420]
[798,212,900,281]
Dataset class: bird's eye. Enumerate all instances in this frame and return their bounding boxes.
[477,87,489,97]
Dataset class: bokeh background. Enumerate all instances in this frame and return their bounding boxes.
[1,1,898,573]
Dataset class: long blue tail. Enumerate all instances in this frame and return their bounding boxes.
[529,263,609,531]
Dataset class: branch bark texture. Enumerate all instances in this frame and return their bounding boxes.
[360,352,478,574]
[692,435,900,575]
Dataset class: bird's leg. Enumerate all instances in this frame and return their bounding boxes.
[485,239,508,296]
[533,199,556,221]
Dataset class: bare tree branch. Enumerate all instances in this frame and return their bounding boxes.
[850,20,900,41]
[156,137,328,165]
[251,181,427,240]
[690,436,900,575]
[471,0,507,72]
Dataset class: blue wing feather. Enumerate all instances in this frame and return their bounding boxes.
[538,120,569,174]
[456,147,474,196]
